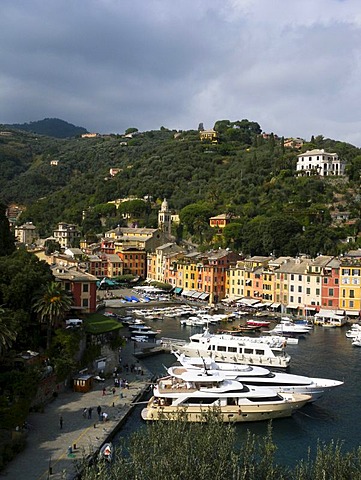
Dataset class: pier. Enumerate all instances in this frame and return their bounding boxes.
[3,341,152,480]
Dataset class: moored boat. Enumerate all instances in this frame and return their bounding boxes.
[173,354,343,402]
[141,369,310,422]
[175,327,291,368]
[247,319,271,327]
[99,442,113,462]
[268,319,312,335]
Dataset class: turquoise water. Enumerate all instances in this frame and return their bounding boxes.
[114,317,359,467]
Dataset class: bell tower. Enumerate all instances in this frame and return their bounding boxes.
[158,198,171,235]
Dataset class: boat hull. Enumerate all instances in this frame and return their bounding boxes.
[141,394,309,423]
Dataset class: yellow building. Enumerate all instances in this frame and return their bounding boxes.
[227,256,272,300]
[199,129,218,143]
[339,257,361,312]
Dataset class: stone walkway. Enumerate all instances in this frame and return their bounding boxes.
[1,341,152,480]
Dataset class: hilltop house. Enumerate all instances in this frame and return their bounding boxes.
[296,149,346,177]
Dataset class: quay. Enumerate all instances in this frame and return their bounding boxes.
[2,341,153,480]
[133,337,187,358]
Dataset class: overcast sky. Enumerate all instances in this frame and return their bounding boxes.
[2,0,361,145]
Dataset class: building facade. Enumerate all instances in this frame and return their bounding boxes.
[53,222,81,249]
[296,149,346,177]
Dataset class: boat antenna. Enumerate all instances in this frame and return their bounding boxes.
[201,356,210,375]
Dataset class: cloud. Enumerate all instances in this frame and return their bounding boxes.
[1,0,361,144]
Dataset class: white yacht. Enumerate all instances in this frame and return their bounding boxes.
[141,369,310,423]
[267,319,312,335]
[346,324,361,338]
[175,328,291,368]
[173,354,343,402]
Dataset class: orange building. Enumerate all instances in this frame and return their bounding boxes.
[209,214,233,230]
[115,247,147,278]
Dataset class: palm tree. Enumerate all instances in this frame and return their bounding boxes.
[0,307,17,355]
[33,282,73,350]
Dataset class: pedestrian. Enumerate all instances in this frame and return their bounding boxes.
[97,405,102,421]
[102,387,106,396]
[125,381,129,390]
[102,412,109,422]
[82,407,87,418]
[112,387,116,395]
[59,415,63,429]
[88,407,93,419]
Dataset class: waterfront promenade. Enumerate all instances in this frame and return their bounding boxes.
[2,341,152,480]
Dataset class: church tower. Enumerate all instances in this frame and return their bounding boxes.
[158,198,171,235]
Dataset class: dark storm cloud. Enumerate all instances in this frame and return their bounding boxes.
[1,0,361,144]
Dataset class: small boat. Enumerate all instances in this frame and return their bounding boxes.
[247,319,271,327]
[352,335,361,347]
[254,311,270,317]
[346,324,361,338]
[216,325,261,335]
[267,320,312,335]
[99,442,113,462]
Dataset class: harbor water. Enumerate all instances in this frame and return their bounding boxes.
[113,312,360,467]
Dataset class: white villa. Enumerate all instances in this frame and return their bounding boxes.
[296,149,346,177]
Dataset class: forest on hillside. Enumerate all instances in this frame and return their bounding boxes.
[1,119,361,257]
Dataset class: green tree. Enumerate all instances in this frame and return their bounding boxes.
[179,203,213,236]
[222,222,244,251]
[118,199,148,218]
[0,307,17,355]
[125,127,138,135]
[0,203,15,256]
[0,249,53,312]
[33,282,73,350]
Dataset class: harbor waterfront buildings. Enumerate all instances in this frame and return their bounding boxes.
[35,233,361,316]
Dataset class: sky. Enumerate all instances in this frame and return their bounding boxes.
[2,0,361,145]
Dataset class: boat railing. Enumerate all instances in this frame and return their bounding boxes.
[158,383,197,393]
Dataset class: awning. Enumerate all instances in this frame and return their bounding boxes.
[286,305,299,309]
[199,293,210,301]
[270,303,281,309]
[221,297,233,303]
[315,309,345,319]
[174,287,183,294]
[252,302,265,309]
[346,310,360,316]
[304,306,316,311]
[191,291,202,299]
[236,298,260,307]
[261,302,273,307]
[181,290,192,297]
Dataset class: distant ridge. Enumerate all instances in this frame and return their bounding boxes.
[6,118,88,138]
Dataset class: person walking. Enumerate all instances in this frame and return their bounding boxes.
[82,407,88,418]
[97,405,102,421]
[59,415,63,430]
[88,407,93,419]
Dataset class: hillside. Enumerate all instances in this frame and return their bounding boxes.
[2,118,88,138]
[1,120,361,256]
